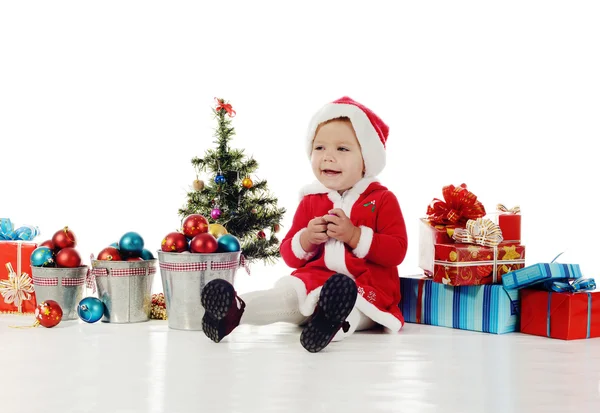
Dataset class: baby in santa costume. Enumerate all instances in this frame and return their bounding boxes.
[200,96,408,352]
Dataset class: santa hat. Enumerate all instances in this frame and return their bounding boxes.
[306,96,389,177]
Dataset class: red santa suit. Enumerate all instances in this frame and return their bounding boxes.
[276,175,408,332]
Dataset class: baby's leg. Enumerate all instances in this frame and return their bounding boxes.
[201,278,308,343]
[239,282,309,326]
[331,306,376,342]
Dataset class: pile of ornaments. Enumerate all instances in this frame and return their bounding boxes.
[32,297,106,328]
[30,226,82,268]
[161,214,241,253]
[96,231,155,261]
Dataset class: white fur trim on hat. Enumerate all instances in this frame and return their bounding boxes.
[306,102,386,177]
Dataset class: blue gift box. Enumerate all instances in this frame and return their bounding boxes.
[400,276,519,334]
[501,263,582,290]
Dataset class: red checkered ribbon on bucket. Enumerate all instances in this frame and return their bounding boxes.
[159,255,251,275]
[159,262,208,272]
[91,267,156,277]
[86,268,96,293]
[32,276,86,287]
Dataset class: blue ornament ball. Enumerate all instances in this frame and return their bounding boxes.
[214,174,226,184]
[30,246,55,267]
[217,234,241,252]
[119,232,144,254]
[140,249,155,260]
[109,242,119,249]
[77,297,105,323]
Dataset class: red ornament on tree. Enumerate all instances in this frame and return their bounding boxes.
[161,232,189,253]
[97,247,122,261]
[35,300,63,328]
[257,230,266,239]
[52,226,77,249]
[181,214,209,239]
[56,247,82,268]
[190,233,218,253]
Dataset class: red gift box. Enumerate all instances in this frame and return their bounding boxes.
[0,241,38,314]
[496,204,521,243]
[520,289,600,340]
[431,242,526,286]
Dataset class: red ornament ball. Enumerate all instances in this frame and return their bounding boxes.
[35,300,63,328]
[40,239,55,250]
[257,230,266,239]
[181,214,209,239]
[56,247,82,268]
[52,226,77,249]
[97,246,122,261]
[190,233,218,253]
[161,232,189,253]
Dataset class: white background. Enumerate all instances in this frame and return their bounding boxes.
[1,1,599,294]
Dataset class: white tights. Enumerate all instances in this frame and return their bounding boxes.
[239,283,375,341]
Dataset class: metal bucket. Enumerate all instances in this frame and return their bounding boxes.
[90,259,156,323]
[157,250,241,331]
[31,266,89,320]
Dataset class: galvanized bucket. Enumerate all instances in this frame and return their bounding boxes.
[90,259,156,323]
[31,266,89,320]
[157,250,245,331]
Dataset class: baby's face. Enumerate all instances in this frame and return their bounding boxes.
[310,120,364,194]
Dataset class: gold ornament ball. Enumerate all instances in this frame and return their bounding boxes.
[208,223,228,238]
[242,177,253,189]
[193,179,204,191]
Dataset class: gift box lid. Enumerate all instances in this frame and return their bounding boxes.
[502,263,582,290]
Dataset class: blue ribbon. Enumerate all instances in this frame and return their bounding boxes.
[543,277,596,293]
[0,218,39,241]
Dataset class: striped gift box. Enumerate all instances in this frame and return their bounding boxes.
[399,276,520,334]
[502,263,582,290]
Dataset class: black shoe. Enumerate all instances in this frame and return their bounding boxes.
[300,273,358,353]
[201,279,246,343]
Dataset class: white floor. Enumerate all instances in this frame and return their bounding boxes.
[1,313,600,413]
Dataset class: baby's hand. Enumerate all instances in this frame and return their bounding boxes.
[303,216,329,246]
[323,209,360,247]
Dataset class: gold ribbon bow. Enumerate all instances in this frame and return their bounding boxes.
[0,263,35,313]
[497,204,521,214]
[452,218,504,247]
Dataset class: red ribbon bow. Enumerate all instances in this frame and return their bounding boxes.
[215,97,236,117]
[426,184,486,226]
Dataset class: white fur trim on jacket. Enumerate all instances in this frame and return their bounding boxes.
[291,228,317,261]
[324,238,352,279]
[306,103,386,177]
[352,226,373,259]
[355,295,403,332]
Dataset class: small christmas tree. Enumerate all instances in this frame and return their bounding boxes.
[178,98,286,265]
